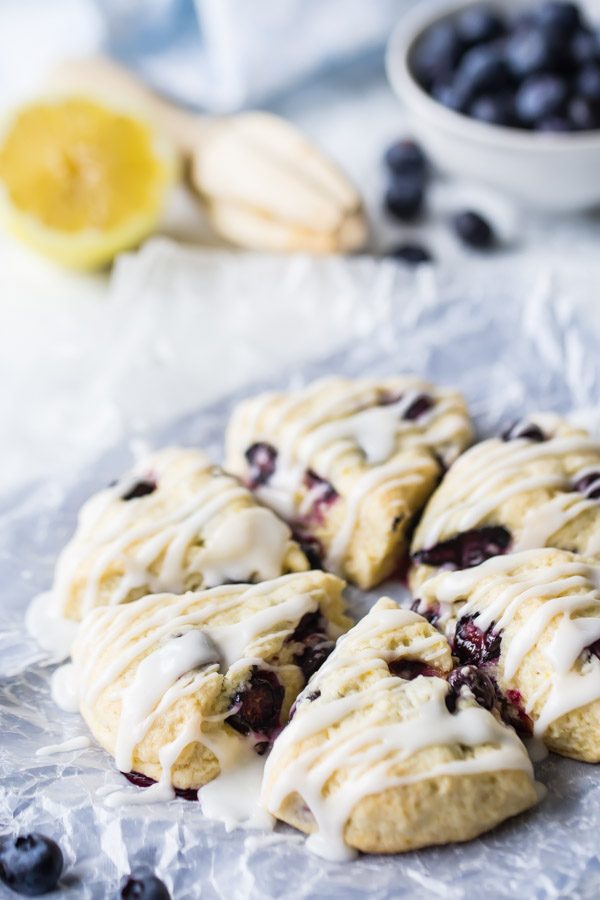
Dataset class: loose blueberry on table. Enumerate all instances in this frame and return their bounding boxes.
[0,833,63,897]
[383,138,429,222]
[412,1,600,132]
[386,242,433,266]
[452,210,495,249]
[120,873,171,900]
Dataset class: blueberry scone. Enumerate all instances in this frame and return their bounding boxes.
[50,447,309,622]
[410,414,600,590]
[71,571,350,800]
[225,376,472,589]
[261,598,537,859]
[413,548,600,762]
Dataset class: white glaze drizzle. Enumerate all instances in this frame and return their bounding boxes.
[422,550,600,737]
[44,448,296,626]
[419,433,600,550]
[36,736,92,757]
[25,591,79,662]
[51,663,80,712]
[262,604,532,862]
[230,377,469,573]
[74,574,340,824]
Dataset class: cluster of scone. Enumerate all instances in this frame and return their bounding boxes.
[37,378,600,860]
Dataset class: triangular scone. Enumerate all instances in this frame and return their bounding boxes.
[72,572,350,794]
[261,598,537,859]
[52,447,309,621]
[414,548,600,762]
[225,376,472,589]
[410,413,600,590]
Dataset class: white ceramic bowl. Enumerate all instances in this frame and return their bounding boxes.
[385,0,600,211]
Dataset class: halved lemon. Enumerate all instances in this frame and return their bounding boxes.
[0,96,177,269]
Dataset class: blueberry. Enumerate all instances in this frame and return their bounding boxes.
[446,665,497,712]
[384,177,424,221]
[295,634,335,680]
[226,668,284,738]
[536,2,582,37]
[573,471,600,499]
[412,525,511,570]
[452,210,495,249]
[388,658,440,680]
[576,62,600,101]
[509,10,537,34]
[505,27,565,79]
[411,597,440,626]
[431,80,467,112]
[302,470,339,522]
[123,771,197,801]
[570,30,599,66]
[288,611,335,681]
[455,5,505,48]
[296,535,323,569]
[515,74,569,124]
[569,96,600,129]
[121,479,156,501]
[120,873,171,900]
[384,140,427,178]
[454,615,502,667]
[0,833,63,897]
[501,420,546,442]
[403,393,434,420]
[412,21,463,87]
[587,638,600,660]
[454,45,511,103]
[468,92,514,125]
[387,243,433,266]
[245,442,277,488]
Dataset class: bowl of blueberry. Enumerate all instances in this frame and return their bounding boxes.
[386,0,600,210]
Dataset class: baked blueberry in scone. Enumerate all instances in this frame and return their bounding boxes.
[261,598,537,859]
[50,447,309,622]
[413,548,600,762]
[410,413,600,590]
[71,571,350,796]
[225,376,472,589]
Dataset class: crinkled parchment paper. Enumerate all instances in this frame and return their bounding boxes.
[2,246,600,899]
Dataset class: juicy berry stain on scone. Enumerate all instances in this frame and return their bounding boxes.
[416,548,600,761]
[70,571,350,820]
[261,598,537,859]
[225,376,472,589]
[410,413,600,590]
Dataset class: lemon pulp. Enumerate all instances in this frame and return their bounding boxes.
[0,97,176,268]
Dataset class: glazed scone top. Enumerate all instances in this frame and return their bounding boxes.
[52,446,307,621]
[261,598,534,861]
[73,571,349,800]
[417,549,600,740]
[411,414,600,582]
[225,376,472,573]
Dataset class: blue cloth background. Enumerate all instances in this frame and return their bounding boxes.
[94,0,411,111]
